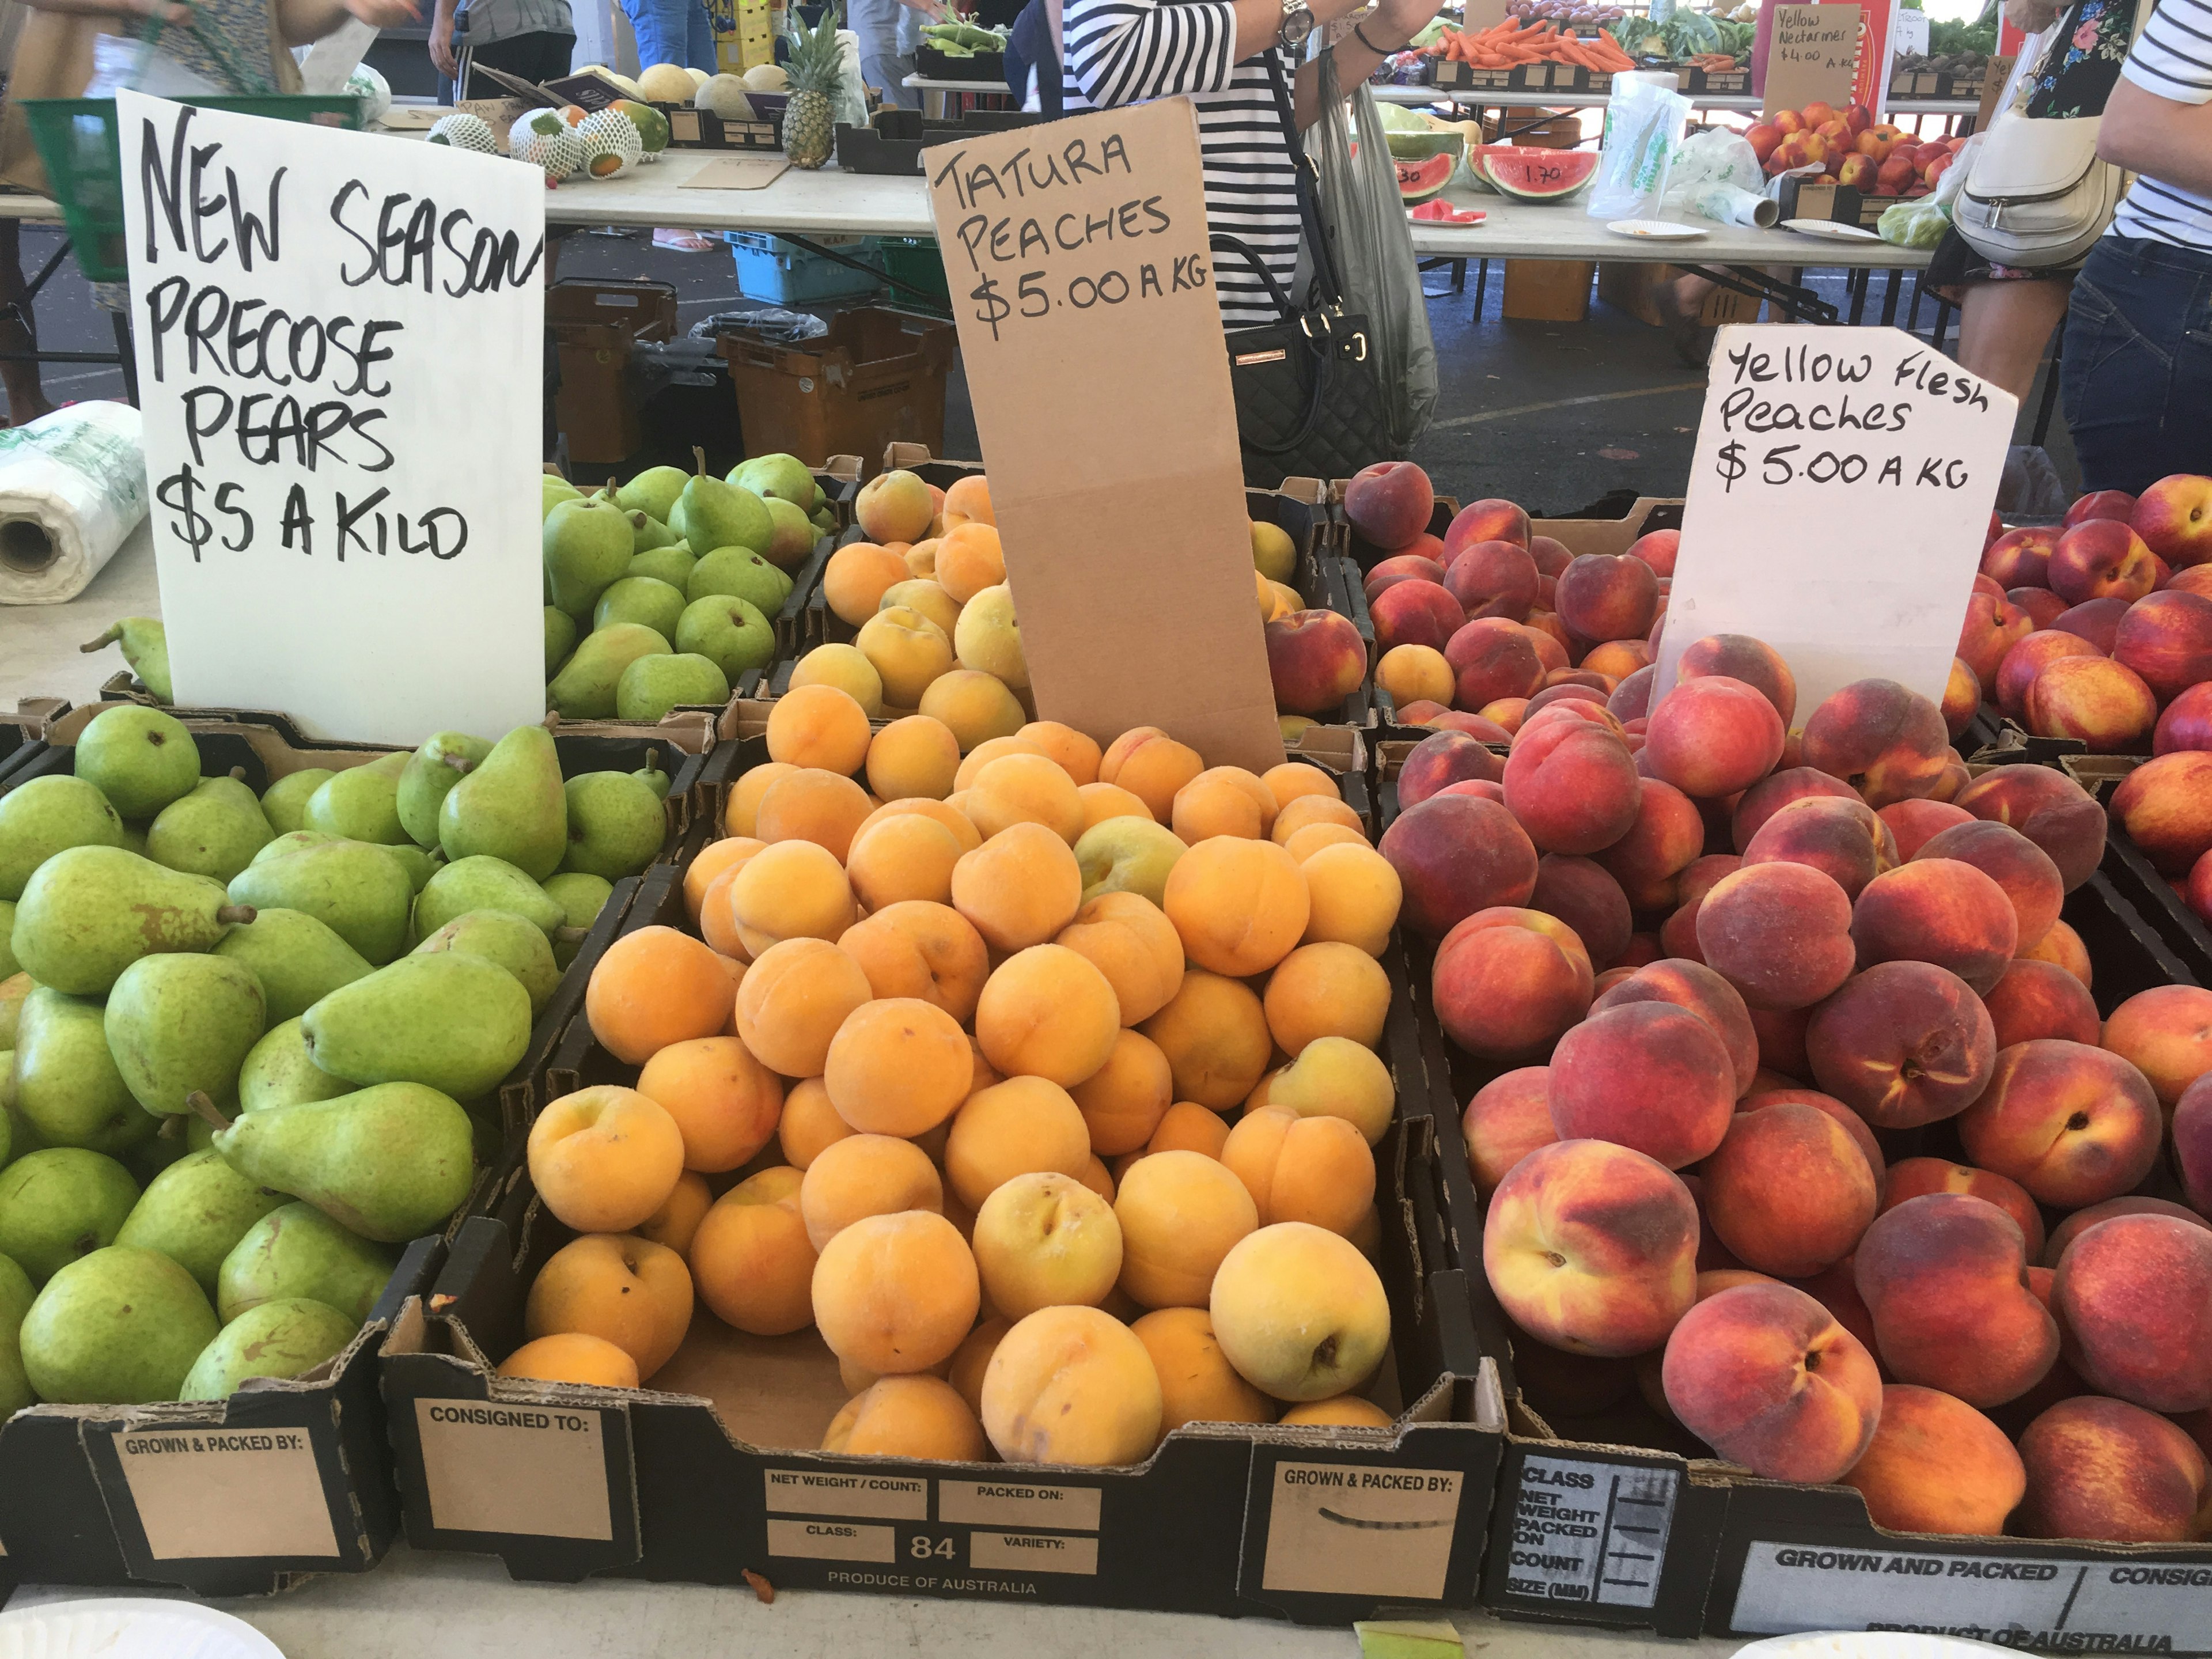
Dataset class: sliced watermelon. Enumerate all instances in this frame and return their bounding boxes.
[1472,145,1597,203]
[1410,200,1485,224]
[1397,152,1455,204]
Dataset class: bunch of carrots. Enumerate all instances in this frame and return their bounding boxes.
[1425,17,1637,69]
[1685,50,1742,69]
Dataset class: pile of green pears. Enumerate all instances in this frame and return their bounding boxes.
[0,706,674,1410]
[544,450,832,722]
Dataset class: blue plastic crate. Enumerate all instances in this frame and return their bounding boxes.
[726,232,882,304]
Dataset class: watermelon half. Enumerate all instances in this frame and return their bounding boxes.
[1391,130,1464,205]
[1471,146,1597,203]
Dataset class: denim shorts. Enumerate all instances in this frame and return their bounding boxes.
[2060,234,2212,495]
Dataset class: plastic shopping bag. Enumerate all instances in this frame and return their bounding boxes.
[1588,71,1692,221]
[1662,127,1777,225]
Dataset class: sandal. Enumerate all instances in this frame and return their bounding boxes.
[653,229,720,252]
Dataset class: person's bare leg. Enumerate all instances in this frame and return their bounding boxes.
[1957,278,2073,404]
[0,222,52,423]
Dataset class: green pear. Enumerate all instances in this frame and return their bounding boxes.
[617,464,690,522]
[302,752,412,845]
[73,706,200,819]
[13,987,152,1154]
[812,507,836,533]
[438,725,566,879]
[180,1296,357,1400]
[79,617,173,703]
[105,953,267,1118]
[543,494,637,618]
[616,653,729,722]
[634,761,672,801]
[414,855,568,940]
[413,909,559,1015]
[593,575,688,642]
[626,542,696,592]
[116,824,146,856]
[729,452,817,508]
[251,830,335,865]
[547,623,671,721]
[260,769,334,835]
[541,872,613,968]
[0,1251,32,1414]
[0,974,26,1048]
[219,1203,397,1324]
[14,846,253,995]
[0,774,125,900]
[544,606,578,677]
[560,771,666,880]
[0,1147,138,1281]
[387,844,442,895]
[238,1019,353,1114]
[671,446,772,559]
[20,1244,215,1402]
[228,838,413,966]
[196,1084,474,1243]
[301,953,529,1100]
[674,594,775,682]
[685,544,789,613]
[122,1128,188,1186]
[397,732,494,850]
[145,776,274,884]
[115,1149,287,1297]
[761,496,819,570]
[0,904,14,979]
[541,475,582,520]
[213,907,372,1024]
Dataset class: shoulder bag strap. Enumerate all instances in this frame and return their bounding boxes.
[1259,47,1347,308]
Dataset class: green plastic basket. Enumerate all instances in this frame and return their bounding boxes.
[21,95,364,283]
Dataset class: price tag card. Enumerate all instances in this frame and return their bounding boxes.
[118,92,547,745]
[1764,3,1862,117]
[926,99,1284,774]
[1653,324,2014,716]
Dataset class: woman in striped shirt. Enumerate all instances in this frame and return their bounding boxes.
[2059,0,2212,491]
[1059,0,1442,326]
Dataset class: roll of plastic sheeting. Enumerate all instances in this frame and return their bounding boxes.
[0,401,150,605]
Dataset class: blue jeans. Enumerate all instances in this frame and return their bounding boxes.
[2061,234,2212,495]
[851,0,921,108]
[621,0,717,70]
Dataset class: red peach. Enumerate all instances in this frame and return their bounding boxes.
[2025,655,2158,752]
[1801,679,1954,807]
[1749,1004,1812,1081]
[2044,1196,2212,1268]
[2100,984,2212,1108]
[1482,1138,1698,1357]
[1913,820,2064,951]
[1645,677,1785,801]
[1363,552,1448,603]
[1676,634,1798,726]
[1880,1157,2046,1261]
[1531,855,1633,971]
[1621,528,1677,578]
[2182,1075,2212,1214]
[1660,1282,1882,1482]
[1697,862,1857,1010]
[1959,1039,2163,1208]
[1995,628,2104,720]
[1502,718,1641,856]
[1806,961,1997,1129]
[2194,848,2212,925]
[2012,587,2070,628]
[1370,579,1466,654]
[1555,554,1658,646]
[2154,681,2212,754]
[1594,958,1759,1099]
[2055,1214,2212,1413]
[1529,680,1611,711]
[1438,779,1506,804]
[1525,614,1573,665]
[1463,1066,1555,1196]
[1607,665,1656,724]
[1548,1001,1734,1169]
[1582,640,1653,682]
[1742,796,1897,900]
[2024,918,2094,984]
[1398,729,1505,809]
[2132,472,2212,567]
[1984,959,2102,1048]
[1983,525,2059,589]
[1702,1102,1876,1277]
[1855,1193,2060,1407]
[2111,751,2212,873]
[1343,460,1435,552]
[2052,595,2134,654]
[1877,798,1974,860]
[1445,541,1539,622]
[1596,778,1704,909]
[1266,609,1367,717]
[1744,1089,1885,1192]
[1527,533,1572,576]
[1957,590,2035,695]
[1429,711,1514,741]
[1444,498,1531,559]
[1378,794,1539,938]
[1851,859,2018,993]
[2066,488,2141,528]
[1732,767,1861,850]
[1843,1384,2025,1536]
[1953,766,2107,891]
[2114,589,2212,702]
[1445,616,1546,712]
[1942,658,1980,738]
[1432,907,1593,1061]
[2016,1396,2210,1543]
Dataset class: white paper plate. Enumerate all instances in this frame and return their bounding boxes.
[1735,1632,2024,1659]
[1781,217,1883,240]
[1607,219,1709,240]
[0,1600,285,1659]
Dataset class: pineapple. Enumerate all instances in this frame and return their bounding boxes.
[780,5,844,170]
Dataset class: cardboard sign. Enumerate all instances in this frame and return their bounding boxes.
[118,92,546,745]
[104,1424,341,1561]
[1652,324,2016,716]
[1764,3,1862,117]
[926,99,1284,773]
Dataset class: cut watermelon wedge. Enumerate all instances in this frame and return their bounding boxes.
[1409,200,1486,224]
[1471,146,1597,203]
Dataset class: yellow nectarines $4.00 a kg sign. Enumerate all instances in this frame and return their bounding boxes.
[519,698,1414,1468]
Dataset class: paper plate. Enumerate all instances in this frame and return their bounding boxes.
[1734,1632,2024,1659]
[1781,217,1882,240]
[1607,219,1708,240]
[0,1600,286,1659]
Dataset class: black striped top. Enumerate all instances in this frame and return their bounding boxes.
[2111,0,2212,248]
[1062,0,1304,325]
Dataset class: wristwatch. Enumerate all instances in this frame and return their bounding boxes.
[1280,0,1316,50]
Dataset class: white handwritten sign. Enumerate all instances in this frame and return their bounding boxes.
[1763,3,1861,119]
[119,92,544,744]
[1653,323,2015,715]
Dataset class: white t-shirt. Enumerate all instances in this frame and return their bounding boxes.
[2110,0,2212,248]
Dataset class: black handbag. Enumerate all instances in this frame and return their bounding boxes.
[1217,52,1400,488]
